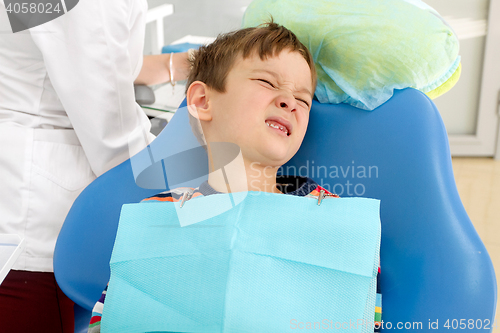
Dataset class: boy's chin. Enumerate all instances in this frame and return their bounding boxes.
[242,146,297,168]
[254,154,293,169]
[265,148,297,164]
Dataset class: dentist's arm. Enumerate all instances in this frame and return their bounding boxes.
[30,0,154,177]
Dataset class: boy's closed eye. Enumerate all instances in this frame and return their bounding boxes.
[296,97,310,109]
[255,79,310,109]
[256,78,276,88]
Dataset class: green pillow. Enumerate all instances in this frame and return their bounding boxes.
[242,0,461,110]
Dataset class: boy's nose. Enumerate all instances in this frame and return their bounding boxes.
[276,94,297,112]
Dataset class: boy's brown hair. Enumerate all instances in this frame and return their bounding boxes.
[186,21,317,95]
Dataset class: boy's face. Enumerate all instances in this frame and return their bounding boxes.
[205,50,314,168]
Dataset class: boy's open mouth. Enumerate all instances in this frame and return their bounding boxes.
[265,118,292,136]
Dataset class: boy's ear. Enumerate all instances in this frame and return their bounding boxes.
[186,81,212,122]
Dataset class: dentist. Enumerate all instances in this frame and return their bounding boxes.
[0,0,188,331]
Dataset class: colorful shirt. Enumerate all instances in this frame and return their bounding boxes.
[88,176,381,332]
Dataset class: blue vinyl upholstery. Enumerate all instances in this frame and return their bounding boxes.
[54,88,496,332]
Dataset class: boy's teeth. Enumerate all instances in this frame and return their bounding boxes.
[266,121,288,134]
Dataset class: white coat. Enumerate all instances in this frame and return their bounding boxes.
[0,0,154,272]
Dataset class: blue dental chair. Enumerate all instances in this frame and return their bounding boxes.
[54,88,497,332]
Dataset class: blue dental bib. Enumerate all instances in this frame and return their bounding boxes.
[101,192,381,333]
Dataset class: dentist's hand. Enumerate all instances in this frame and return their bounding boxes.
[134,52,191,86]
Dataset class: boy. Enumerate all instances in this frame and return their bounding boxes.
[89,22,381,332]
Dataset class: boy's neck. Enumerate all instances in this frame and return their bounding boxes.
[206,152,282,194]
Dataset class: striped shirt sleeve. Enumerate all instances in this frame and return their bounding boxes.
[88,284,107,333]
